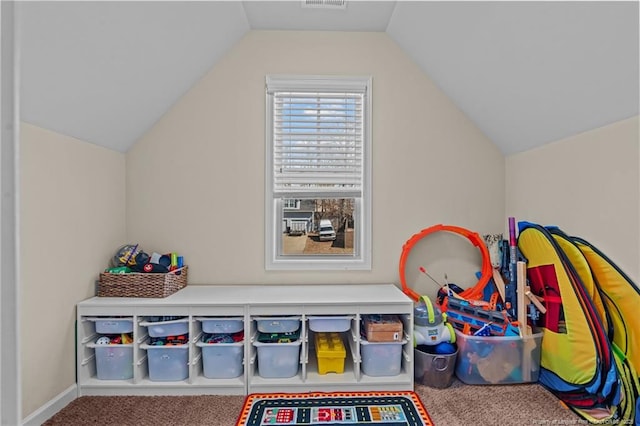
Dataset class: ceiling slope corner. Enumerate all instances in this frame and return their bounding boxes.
[20,1,251,153]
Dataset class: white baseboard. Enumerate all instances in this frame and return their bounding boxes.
[22,384,77,426]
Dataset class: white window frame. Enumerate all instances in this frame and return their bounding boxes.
[265,75,372,270]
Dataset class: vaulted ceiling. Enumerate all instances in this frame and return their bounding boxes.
[19,1,639,154]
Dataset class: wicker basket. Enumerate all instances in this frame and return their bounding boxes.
[98,266,188,298]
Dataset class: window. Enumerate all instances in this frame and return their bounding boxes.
[283,199,300,209]
[265,75,372,270]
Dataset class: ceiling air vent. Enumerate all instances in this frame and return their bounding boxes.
[302,0,347,10]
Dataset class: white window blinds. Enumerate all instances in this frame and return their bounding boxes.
[267,76,367,199]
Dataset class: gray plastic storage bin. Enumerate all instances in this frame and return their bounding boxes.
[253,339,301,378]
[86,317,133,334]
[87,343,133,380]
[254,316,301,333]
[140,318,189,337]
[196,317,243,334]
[141,344,189,381]
[196,341,243,379]
[360,338,406,377]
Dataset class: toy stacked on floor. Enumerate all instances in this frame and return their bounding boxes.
[360,314,406,377]
[400,220,546,385]
[413,295,458,388]
[139,316,190,381]
[413,295,455,348]
[438,218,544,385]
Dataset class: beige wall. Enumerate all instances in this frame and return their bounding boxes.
[20,123,126,417]
[126,31,505,288]
[506,116,639,282]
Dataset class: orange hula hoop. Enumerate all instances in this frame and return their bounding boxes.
[398,224,492,302]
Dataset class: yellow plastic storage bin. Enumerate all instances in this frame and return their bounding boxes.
[315,332,346,375]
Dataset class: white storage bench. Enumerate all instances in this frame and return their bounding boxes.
[76,284,413,396]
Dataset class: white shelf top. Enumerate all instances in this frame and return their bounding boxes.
[78,283,411,307]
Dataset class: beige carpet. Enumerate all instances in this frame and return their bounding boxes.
[43,379,580,425]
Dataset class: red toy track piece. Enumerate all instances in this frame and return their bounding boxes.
[398,224,492,302]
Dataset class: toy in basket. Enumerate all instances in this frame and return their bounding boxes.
[98,266,188,298]
[99,245,188,298]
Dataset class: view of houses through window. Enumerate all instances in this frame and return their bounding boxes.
[281,198,355,255]
[266,75,370,269]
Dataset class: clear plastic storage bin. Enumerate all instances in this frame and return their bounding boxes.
[253,339,302,378]
[196,317,243,334]
[254,316,301,333]
[360,338,406,377]
[196,341,243,379]
[454,329,542,385]
[140,317,189,337]
[307,316,353,332]
[86,317,133,334]
[141,343,189,381]
[87,343,133,380]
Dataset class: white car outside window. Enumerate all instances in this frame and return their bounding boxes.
[318,220,336,241]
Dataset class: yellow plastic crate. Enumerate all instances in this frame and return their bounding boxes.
[315,332,346,375]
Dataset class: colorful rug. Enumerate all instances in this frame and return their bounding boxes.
[235,391,434,426]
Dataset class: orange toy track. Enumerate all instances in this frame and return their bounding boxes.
[398,224,492,302]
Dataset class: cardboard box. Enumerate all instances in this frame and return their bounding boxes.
[362,314,403,342]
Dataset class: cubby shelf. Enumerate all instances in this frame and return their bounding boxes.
[76,283,414,396]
